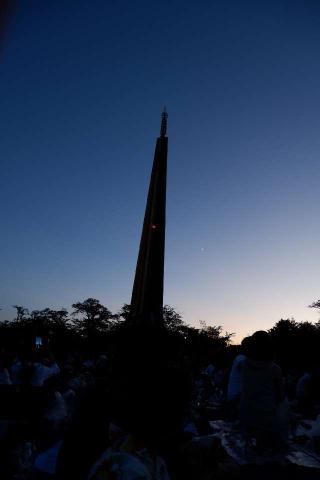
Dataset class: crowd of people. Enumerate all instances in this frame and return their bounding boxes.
[0,327,320,479]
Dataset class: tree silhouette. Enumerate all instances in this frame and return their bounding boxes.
[116,303,131,322]
[269,318,320,370]
[309,299,320,310]
[72,298,113,338]
[114,303,187,332]
[199,321,233,345]
[13,305,29,322]
[162,305,186,332]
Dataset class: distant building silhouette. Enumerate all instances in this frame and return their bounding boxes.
[129,109,168,325]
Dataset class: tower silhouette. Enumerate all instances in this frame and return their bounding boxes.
[129,109,168,325]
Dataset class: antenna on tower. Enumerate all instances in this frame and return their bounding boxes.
[160,107,168,137]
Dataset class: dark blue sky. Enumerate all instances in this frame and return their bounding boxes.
[1,0,320,339]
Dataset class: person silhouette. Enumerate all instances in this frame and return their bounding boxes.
[239,331,285,449]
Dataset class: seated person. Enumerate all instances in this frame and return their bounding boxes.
[0,356,11,385]
[31,349,60,387]
[295,369,312,415]
[227,336,250,403]
[239,331,285,449]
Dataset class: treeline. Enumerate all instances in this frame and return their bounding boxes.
[1,298,320,370]
[266,300,320,370]
[269,318,320,370]
[0,299,233,363]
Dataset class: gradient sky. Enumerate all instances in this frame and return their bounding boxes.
[1,0,320,342]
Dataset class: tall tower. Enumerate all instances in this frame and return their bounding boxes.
[129,109,168,325]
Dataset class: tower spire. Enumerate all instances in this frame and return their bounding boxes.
[129,110,168,325]
[160,107,168,137]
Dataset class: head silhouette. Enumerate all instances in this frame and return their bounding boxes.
[247,331,274,362]
[241,336,251,356]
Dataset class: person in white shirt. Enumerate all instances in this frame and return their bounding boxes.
[31,362,60,386]
[9,356,23,385]
[0,356,11,385]
[227,337,250,402]
[0,367,11,385]
[295,369,313,415]
[31,352,60,387]
[296,371,311,400]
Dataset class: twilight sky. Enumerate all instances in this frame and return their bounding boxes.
[1,0,320,341]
